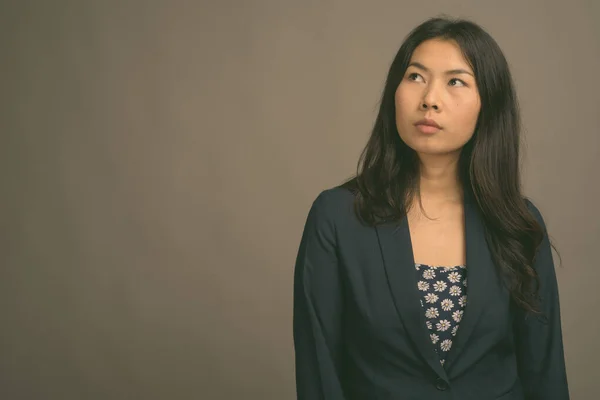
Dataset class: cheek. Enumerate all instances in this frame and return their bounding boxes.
[394,86,412,118]
[456,97,481,129]
[394,87,403,108]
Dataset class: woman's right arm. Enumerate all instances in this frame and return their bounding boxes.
[293,191,347,400]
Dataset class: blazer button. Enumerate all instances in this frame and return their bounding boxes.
[435,378,449,391]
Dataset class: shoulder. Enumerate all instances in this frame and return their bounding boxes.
[523,197,556,272]
[304,185,357,230]
[523,197,548,232]
[312,185,355,213]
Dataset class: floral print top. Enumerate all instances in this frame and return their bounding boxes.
[415,263,468,367]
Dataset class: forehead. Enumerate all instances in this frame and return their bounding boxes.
[409,39,473,72]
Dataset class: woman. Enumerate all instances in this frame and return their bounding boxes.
[292,16,569,400]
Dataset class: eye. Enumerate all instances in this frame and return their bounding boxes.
[449,78,467,87]
[407,72,423,82]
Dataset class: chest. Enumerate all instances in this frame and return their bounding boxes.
[407,202,466,267]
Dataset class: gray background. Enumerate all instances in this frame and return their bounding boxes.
[2,1,599,399]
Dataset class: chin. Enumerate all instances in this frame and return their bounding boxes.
[400,133,468,156]
[402,140,462,157]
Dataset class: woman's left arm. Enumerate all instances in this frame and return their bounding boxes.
[514,200,570,400]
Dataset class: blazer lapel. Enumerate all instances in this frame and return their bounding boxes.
[443,196,496,369]
[375,216,449,381]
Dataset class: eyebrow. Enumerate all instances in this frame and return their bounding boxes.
[407,61,474,77]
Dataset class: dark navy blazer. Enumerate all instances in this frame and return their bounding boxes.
[293,186,569,400]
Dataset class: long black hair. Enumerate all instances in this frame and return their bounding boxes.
[341,15,560,314]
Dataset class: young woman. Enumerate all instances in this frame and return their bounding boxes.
[293,16,569,400]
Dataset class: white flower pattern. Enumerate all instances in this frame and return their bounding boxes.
[433,281,448,292]
[448,272,461,283]
[416,263,467,367]
[424,293,439,304]
[422,269,436,280]
[440,339,452,352]
[449,285,461,296]
[436,319,451,331]
[452,310,464,323]
[441,299,454,311]
[425,307,439,319]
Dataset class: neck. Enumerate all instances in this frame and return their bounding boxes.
[416,153,463,203]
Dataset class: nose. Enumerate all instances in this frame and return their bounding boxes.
[420,85,441,111]
[420,101,439,111]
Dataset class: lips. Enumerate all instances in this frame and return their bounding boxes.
[414,118,442,134]
[414,118,442,129]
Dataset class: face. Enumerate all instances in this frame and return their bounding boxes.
[395,39,481,158]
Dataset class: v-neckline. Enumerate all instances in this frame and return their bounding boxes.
[375,187,497,378]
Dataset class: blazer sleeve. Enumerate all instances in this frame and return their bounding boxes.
[513,200,569,399]
[293,191,347,400]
